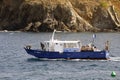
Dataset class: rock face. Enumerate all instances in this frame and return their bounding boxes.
[0,0,120,32]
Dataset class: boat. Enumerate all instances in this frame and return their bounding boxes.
[24,30,110,60]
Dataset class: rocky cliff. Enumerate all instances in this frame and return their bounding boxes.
[0,0,120,32]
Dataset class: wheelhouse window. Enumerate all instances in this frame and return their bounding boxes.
[64,43,77,48]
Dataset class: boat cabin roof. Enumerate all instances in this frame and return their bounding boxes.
[44,40,80,44]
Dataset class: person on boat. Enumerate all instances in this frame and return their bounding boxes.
[86,43,94,51]
[105,40,109,51]
[40,42,45,50]
[81,45,93,52]
[81,46,86,51]
[86,45,90,50]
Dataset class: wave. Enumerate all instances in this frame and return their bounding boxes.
[109,57,120,61]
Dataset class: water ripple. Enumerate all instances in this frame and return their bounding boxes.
[0,32,120,80]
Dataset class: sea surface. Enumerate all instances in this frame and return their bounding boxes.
[0,32,120,80]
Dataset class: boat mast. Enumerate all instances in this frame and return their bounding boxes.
[51,29,56,41]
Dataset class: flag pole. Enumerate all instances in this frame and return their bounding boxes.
[92,34,96,45]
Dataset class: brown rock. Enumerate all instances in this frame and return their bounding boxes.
[0,0,120,32]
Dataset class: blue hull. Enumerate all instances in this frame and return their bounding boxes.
[24,48,110,60]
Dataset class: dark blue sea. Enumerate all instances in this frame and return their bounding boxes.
[0,32,120,80]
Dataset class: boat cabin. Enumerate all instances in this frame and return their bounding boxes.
[42,40,81,53]
[39,30,99,52]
